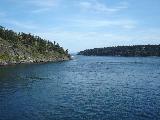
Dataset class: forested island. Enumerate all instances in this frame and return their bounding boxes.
[0,26,70,66]
[78,45,160,57]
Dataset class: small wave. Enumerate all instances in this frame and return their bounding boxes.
[26,76,49,80]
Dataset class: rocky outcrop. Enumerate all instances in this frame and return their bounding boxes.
[0,27,70,66]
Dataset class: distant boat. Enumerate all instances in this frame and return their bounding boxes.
[71,55,75,59]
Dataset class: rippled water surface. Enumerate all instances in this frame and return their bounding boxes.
[0,56,160,120]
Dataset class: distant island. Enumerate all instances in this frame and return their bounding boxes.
[78,45,160,57]
[0,26,70,66]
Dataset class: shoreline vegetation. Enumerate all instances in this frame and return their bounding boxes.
[0,26,71,66]
[78,45,160,57]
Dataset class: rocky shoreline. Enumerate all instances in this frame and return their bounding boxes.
[0,56,71,66]
[0,26,71,66]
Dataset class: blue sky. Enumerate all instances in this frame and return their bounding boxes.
[0,0,160,52]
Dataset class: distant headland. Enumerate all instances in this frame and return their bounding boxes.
[78,45,160,57]
[0,26,71,66]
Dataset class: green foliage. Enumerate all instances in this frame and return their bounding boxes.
[0,52,11,61]
[0,26,70,64]
[78,45,160,57]
[0,26,69,59]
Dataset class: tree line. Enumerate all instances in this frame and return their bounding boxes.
[0,26,68,55]
[78,45,160,57]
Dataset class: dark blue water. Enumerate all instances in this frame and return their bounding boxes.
[0,56,160,120]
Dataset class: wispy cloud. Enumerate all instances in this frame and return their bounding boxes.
[31,8,51,14]
[68,19,137,30]
[1,0,159,52]
[79,1,128,13]
[26,0,58,13]
[27,0,56,8]
[0,18,37,30]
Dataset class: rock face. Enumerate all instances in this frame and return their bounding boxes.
[0,27,70,66]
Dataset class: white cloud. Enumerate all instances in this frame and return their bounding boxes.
[27,0,58,13]
[9,0,58,13]
[68,19,137,30]
[79,1,128,13]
